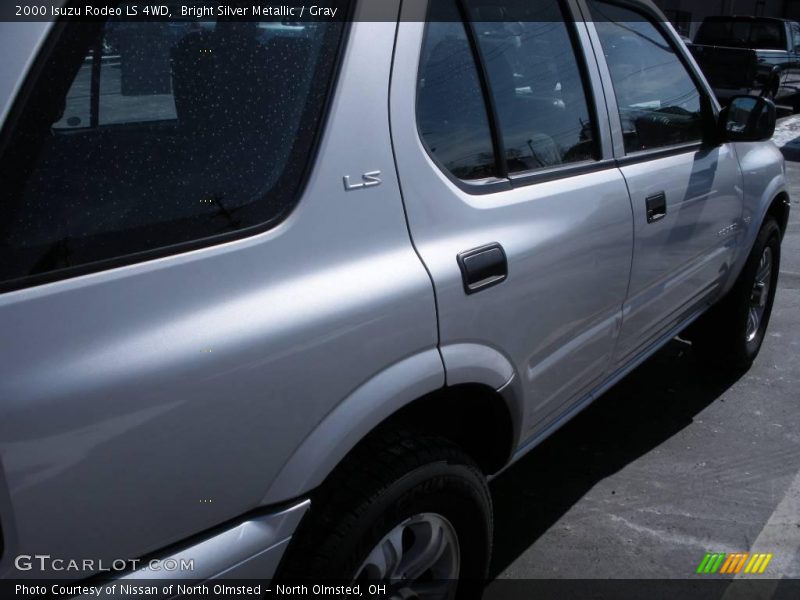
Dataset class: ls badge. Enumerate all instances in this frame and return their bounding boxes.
[343,171,382,191]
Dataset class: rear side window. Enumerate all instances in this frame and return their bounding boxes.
[469,0,597,172]
[590,1,705,153]
[416,0,598,182]
[417,0,496,180]
[0,4,345,289]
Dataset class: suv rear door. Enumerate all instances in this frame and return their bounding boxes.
[583,0,745,369]
[391,0,634,443]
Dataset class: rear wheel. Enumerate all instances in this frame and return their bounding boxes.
[277,430,492,599]
[689,217,781,370]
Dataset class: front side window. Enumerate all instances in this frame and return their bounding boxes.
[468,0,597,172]
[590,1,706,153]
[0,2,345,288]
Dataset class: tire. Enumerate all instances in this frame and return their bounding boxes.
[690,217,781,370]
[277,430,493,599]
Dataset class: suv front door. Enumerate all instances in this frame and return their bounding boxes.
[392,0,634,443]
[584,0,745,369]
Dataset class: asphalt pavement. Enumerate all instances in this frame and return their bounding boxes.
[485,127,800,586]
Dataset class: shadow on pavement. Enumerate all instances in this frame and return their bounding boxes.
[779,140,800,162]
[488,338,744,578]
[774,109,800,161]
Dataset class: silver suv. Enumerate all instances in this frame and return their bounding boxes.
[0,0,790,593]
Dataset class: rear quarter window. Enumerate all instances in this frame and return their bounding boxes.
[0,3,347,290]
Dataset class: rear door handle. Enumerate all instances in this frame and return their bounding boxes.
[646,192,667,223]
[457,243,508,294]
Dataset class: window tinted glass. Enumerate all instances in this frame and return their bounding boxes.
[0,3,344,287]
[469,0,597,172]
[750,20,784,49]
[417,0,496,180]
[590,1,705,153]
[695,18,785,50]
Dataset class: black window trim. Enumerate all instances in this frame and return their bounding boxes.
[457,0,509,180]
[583,0,721,160]
[614,140,704,167]
[415,0,609,196]
[509,156,617,187]
[0,4,353,294]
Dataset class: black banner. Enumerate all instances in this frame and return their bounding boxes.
[1,0,670,23]
[3,579,800,600]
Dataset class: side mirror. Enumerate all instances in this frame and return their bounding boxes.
[720,95,776,142]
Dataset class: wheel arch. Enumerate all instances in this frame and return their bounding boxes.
[260,348,521,506]
[767,190,791,240]
[730,186,790,295]
[724,142,788,297]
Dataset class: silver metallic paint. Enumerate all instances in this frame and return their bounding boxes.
[0,9,443,577]
[72,501,309,597]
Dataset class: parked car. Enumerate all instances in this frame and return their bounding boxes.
[691,16,800,104]
[0,0,790,594]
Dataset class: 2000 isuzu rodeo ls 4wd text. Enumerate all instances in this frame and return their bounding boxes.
[0,0,790,596]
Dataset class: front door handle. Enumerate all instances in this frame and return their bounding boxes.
[646,192,667,223]
[457,243,508,294]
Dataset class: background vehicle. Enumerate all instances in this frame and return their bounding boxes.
[690,16,800,104]
[0,0,790,594]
